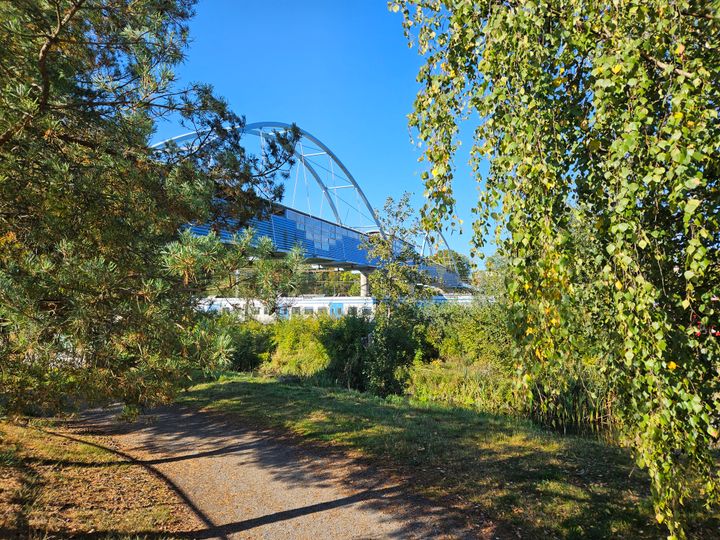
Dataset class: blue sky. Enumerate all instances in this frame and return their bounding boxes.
[156,0,491,260]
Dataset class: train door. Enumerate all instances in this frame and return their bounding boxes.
[329,302,343,318]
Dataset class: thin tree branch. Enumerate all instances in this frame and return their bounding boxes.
[0,0,85,147]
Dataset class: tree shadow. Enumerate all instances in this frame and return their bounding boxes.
[171,377,683,539]
[41,405,477,539]
[27,377,719,539]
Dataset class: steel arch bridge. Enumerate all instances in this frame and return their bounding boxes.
[154,122,463,289]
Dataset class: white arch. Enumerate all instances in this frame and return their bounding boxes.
[152,121,383,233]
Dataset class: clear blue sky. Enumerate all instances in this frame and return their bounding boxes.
[156,0,492,260]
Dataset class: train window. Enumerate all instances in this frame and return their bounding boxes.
[303,307,314,315]
[361,307,372,316]
[292,307,301,317]
[317,307,328,315]
[347,306,358,316]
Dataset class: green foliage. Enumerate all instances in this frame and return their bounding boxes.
[365,307,429,396]
[214,314,274,372]
[361,193,434,395]
[320,315,373,390]
[407,360,517,414]
[397,0,720,535]
[362,193,432,312]
[264,316,331,378]
[250,238,306,314]
[296,269,361,296]
[472,253,509,301]
[408,300,516,412]
[0,0,299,414]
[207,230,306,316]
[423,300,511,366]
[262,315,373,389]
[430,248,472,282]
[409,299,617,435]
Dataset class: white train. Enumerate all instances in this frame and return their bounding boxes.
[201,294,475,323]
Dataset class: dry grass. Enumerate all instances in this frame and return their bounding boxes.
[0,419,202,538]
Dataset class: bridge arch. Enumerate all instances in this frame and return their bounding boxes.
[153,121,384,235]
[153,122,464,285]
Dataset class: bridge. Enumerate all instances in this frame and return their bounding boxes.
[155,122,464,293]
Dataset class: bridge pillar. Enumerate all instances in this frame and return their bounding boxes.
[359,271,370,297]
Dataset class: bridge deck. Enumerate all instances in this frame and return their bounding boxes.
[190,204,462,288]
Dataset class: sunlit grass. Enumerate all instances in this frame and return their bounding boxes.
[183,372,718,539]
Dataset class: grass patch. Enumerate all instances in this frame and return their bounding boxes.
[0,419,201,538]
[182,372,718,539]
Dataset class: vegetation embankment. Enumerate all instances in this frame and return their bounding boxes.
[0,419,201,538]
[182,372,715,539]
[206,284,717,538]
[232,297,615,436]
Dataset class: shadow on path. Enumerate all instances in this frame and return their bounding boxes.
[45,405,479,539]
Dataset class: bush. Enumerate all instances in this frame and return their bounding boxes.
[422,300,512,367]
[216,313,274,372]
[319,315,373,390]
[365,305,429,396]
[235,299,614,438]
[263,315,373,388]
[405,301,516,412]
[263,316,329,377]
[410,300,617,435]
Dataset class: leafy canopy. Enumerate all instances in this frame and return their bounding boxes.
[0,0,298,413]
[395,0,719,537]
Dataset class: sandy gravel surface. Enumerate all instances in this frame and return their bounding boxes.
[76,405,474,539]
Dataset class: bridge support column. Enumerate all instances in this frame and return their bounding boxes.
[359,271,370,297]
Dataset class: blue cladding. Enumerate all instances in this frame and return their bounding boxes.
[188,205,462,287]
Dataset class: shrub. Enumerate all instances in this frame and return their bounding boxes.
[422,300,512,367]
[318,315,373,390]
[217,314,274,372]
[407,301,516,413]
[365,306,428,396]
[262,315,373,388]
[263,316,329,377]
[409,300,616,436]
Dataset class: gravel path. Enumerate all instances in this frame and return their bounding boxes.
[78,405,473,539]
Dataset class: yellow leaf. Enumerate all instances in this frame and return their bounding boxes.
[668,361,677,371]
[656,512,664,524]
[615,280,623,290]
[675,43,685,56]
[612,64,622,74]
[674,111,684,121]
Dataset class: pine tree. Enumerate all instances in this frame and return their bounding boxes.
[0,1,297,413]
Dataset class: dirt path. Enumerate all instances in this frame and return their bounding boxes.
[74,405,474,539]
